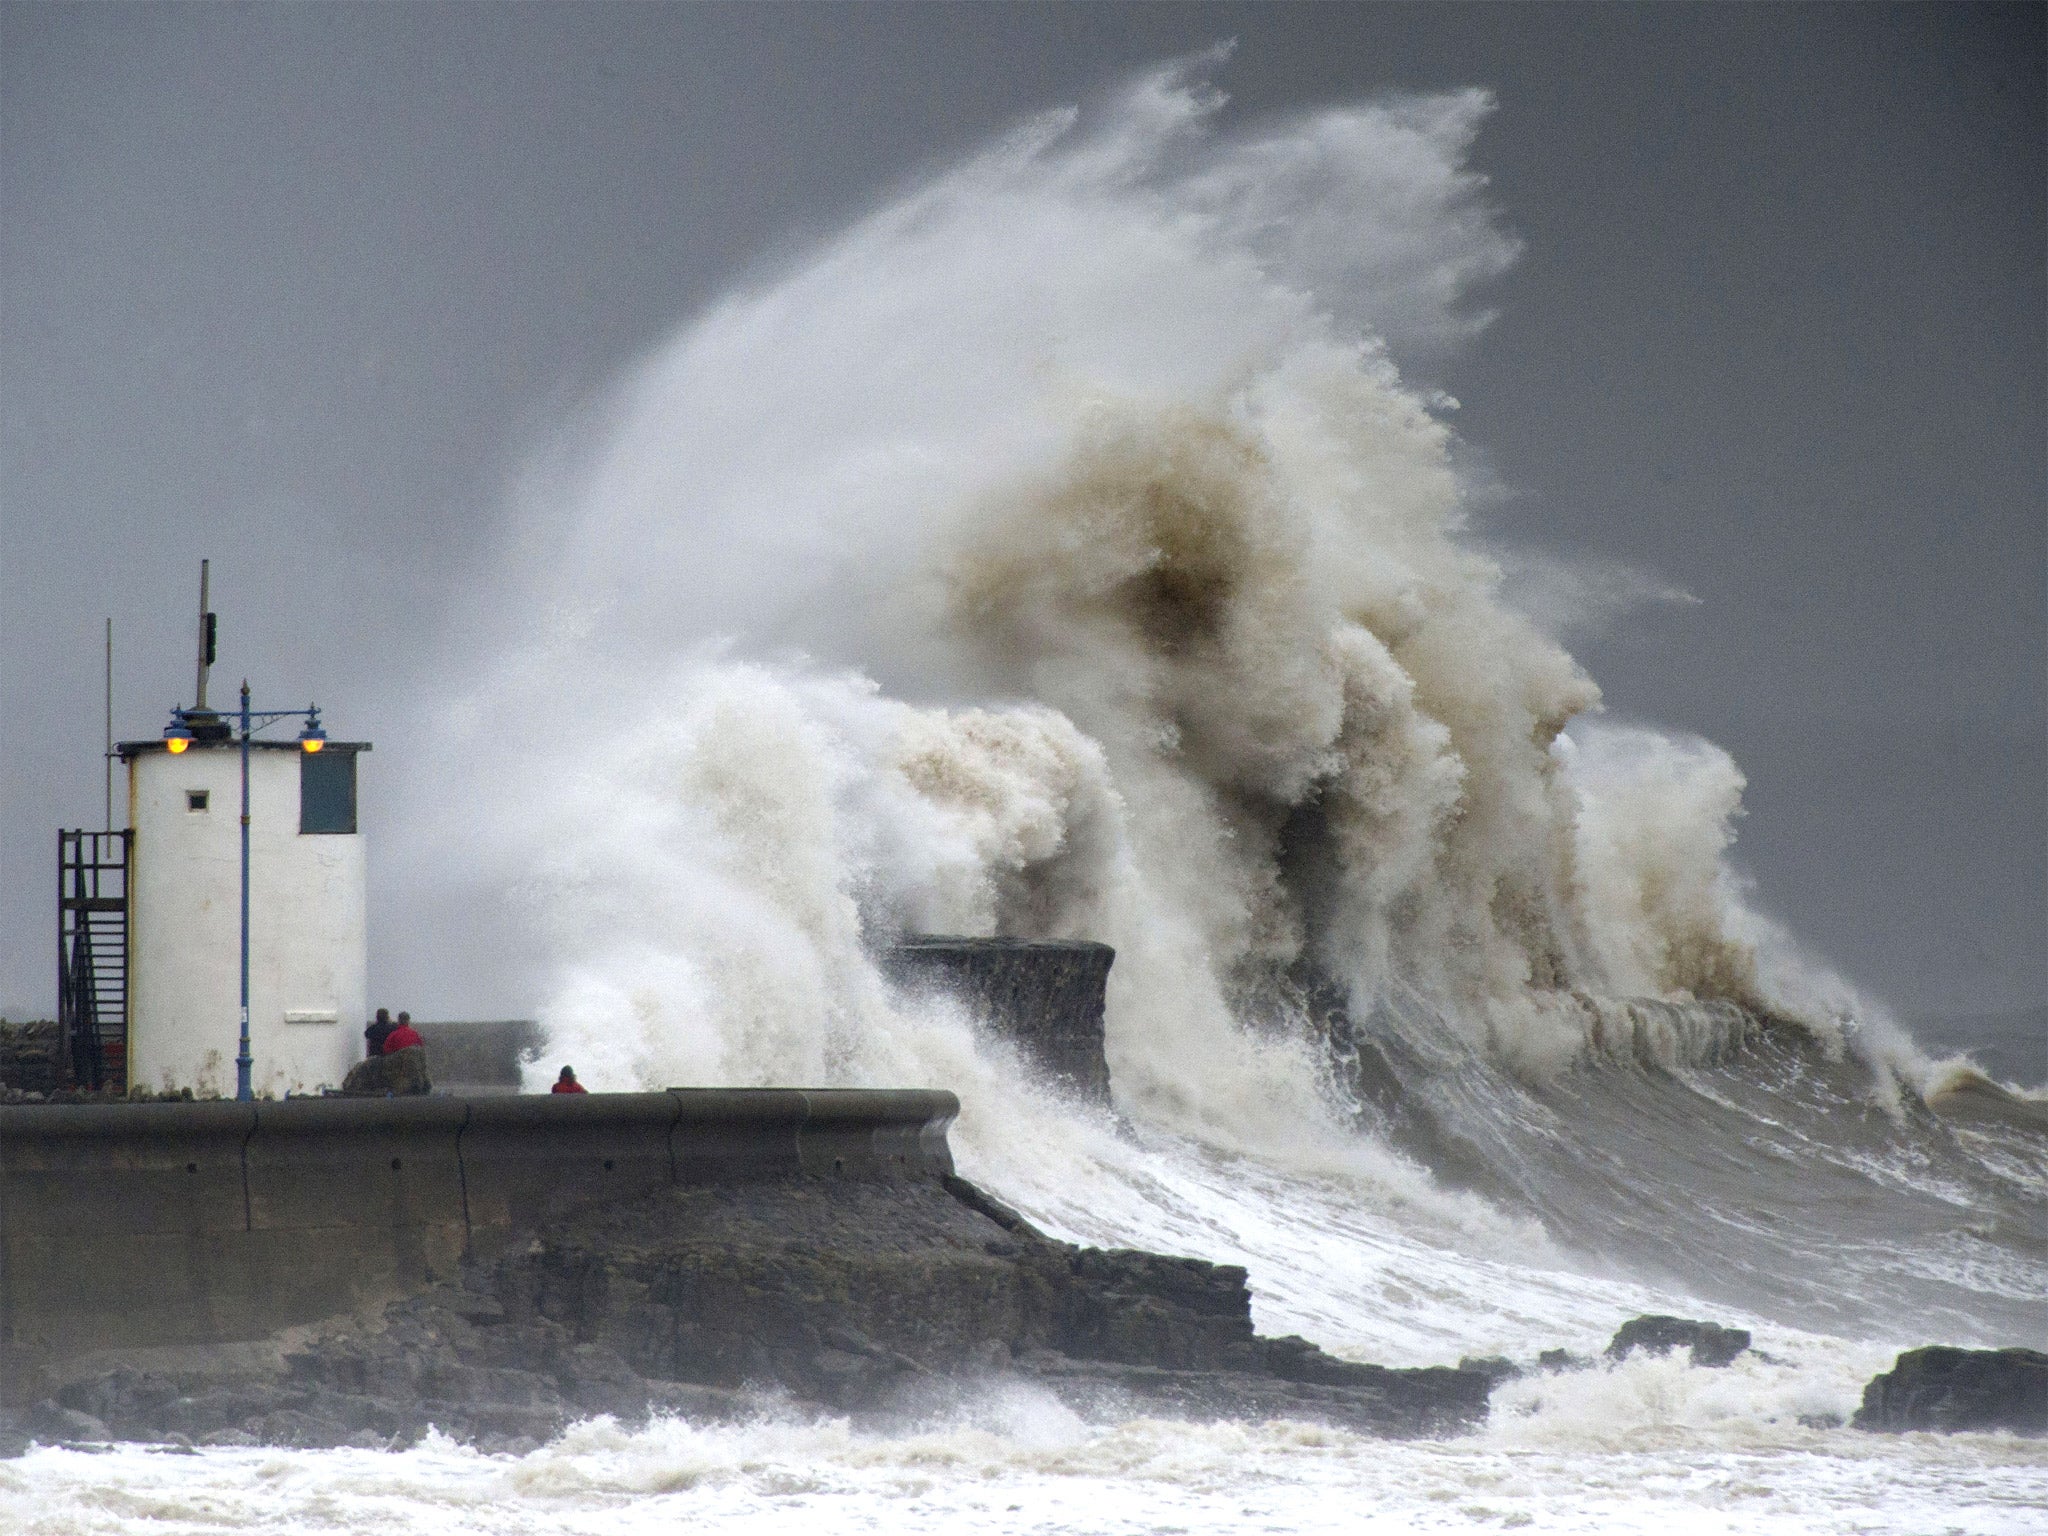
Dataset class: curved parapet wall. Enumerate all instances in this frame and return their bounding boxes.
[0,1089,956,1406]
[882,938,1113,1099]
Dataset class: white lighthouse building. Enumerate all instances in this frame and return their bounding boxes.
[115,715,369,1097]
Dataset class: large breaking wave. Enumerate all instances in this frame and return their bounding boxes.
[402,54,2046,1354]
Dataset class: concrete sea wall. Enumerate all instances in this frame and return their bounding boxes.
[412,1020,545,1093]
[882,938,1114,1098]
[0,1089,956,1406]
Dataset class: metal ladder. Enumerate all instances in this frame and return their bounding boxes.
[58,829,130,1092]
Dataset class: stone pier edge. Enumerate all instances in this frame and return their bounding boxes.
[0,1088,959,1404]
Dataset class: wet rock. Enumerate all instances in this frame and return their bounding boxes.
[160,1387,283,1440]
[22,1170,1496,1449]
[1459,1355,1523,1385]
[643,1381,755,1421]
[1537,1349,1593,1373]
[1033,1247,1259,1372]
[301,1391,411,1439]
[552,1341,658,1419]
[56,1365,182,1433]
[1255,1336,1495,1434]
[339,1044,432,1096]
[449,1402,569,1443]
[253,1408,353,1449]
[1606,1315,1751,1368]
[1852,1346,2048,1435]
[28,1401,109,1442]
[941,1173,1031,1232]
[1000,1350,1487,1437]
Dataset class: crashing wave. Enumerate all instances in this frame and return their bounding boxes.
[376,59,2048,1348]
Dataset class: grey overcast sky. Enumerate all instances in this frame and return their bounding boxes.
[2,4,2041,1033]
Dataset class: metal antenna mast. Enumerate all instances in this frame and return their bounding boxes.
[194,559,214,710]
[104,617,113,831]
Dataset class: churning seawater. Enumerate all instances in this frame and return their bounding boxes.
[14,52,2042,1533]
[6,1078,2044,1530]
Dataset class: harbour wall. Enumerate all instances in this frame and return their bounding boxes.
[407,939,1121,1102]
[882,938,1113,1099]
[0,1088,956,1406]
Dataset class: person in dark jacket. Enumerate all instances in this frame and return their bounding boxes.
[382,1012,423,1054]
[552,1065,587,1094]
[364,1008,395,1058]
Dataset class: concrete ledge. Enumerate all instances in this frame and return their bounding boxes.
[410,1020,543,1092]
[0,1088,958,1405]
[792,1087,962,1176]
[883,937,1114,1098]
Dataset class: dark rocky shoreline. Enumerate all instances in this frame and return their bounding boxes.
[1853,1346,2048,1435]
[4,1021,2041,1455]
[1,1169,1493,1454]
[4,1160,2042,1455]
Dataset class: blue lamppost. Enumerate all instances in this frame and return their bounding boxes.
[163,683,325,1100]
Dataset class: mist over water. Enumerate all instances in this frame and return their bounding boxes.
[304,54,2048,1531]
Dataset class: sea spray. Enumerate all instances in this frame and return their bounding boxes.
[415,57,1791,1107]
[385,53,2046,1345]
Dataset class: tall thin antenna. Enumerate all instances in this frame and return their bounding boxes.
[194,558,212,710]
[104,617,113,832]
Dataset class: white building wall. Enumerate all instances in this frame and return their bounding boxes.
[128,744,366,1096]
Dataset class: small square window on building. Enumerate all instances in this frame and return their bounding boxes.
[186,790,209,812]
[300,750,357,835]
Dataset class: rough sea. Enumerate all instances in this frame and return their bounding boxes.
[12,53,2041,1534]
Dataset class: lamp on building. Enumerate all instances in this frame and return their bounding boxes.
[157,687,329,1100]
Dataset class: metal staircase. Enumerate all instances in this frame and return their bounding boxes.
[58,829,130,1092]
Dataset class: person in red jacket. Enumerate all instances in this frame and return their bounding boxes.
[381,1011,423,1054]
[552,1065,587,1094]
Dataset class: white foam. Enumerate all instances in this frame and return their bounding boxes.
[396,53,1849,1137]
[291,50,2048,1536]
[8,1401,2045,1536]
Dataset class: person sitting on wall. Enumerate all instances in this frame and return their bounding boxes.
[364,1007,395,1059]
[381,1012,423,1055]
[552,1065,587,1094]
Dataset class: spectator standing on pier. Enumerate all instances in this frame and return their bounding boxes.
[364,1008,395,1059]
[552,1065,587,1094]
[381,1013,423,1055]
